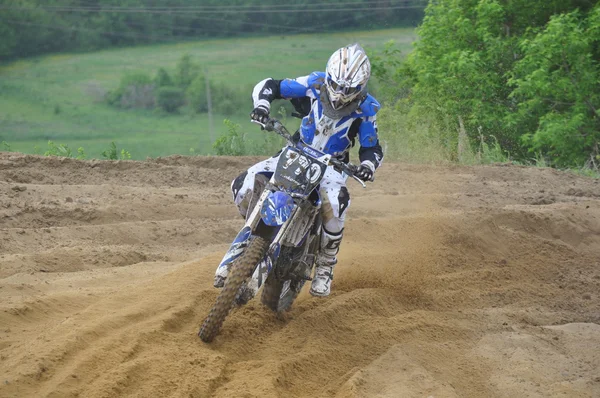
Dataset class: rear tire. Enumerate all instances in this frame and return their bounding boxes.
[261,274,305,313]
[261,246,303,313]
[198,236,269,343]
[261,228,320,313]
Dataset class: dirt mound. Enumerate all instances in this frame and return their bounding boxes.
[1,153,599,397]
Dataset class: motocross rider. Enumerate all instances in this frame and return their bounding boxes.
[214,43,384,297]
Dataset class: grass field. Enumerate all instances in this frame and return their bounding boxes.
[0,28,415,160]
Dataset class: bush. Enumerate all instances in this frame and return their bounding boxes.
[44,141,72,157]
[102,142,131,160]
[102,142,118,160]
[187,75,248,116]
[154,68,173,88]
[212,84,244,116]
[508,8,600,167]
[374,0,600,168]
[156,86,185,113]
[213,119,247,155]
[76,147,86,160]
[106,72,155,109]
[175,54,200,89]
[120,149,131,160]
[187,73,208,113]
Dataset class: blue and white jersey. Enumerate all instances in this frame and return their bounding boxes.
[252,72,383,171]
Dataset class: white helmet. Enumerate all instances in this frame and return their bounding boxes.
[323,43,371,116]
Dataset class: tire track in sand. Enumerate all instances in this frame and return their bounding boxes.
[1,154,599,397]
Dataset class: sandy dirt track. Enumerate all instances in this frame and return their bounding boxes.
[1,153,599,398]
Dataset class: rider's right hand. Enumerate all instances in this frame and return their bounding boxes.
[250,106,269,124]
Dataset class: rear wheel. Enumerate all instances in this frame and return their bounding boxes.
[261,227,321,313]
[261,274,305,313]
[198,236,269,343]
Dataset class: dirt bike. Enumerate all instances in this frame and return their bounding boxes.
[198,118,365,343]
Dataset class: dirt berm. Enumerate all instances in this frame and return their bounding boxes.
[1,153,599,397]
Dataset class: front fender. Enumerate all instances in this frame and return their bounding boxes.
[260,191,295,226]
[216,226,252,271]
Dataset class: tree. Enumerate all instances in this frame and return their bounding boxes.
[154,68,174,88]
[508,7,600,167]
[375,0,598,167]
[174,54,200,89]
[156,86,185,113]
[0,0,427,61]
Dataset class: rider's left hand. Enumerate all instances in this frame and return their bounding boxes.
[356,162,375,182]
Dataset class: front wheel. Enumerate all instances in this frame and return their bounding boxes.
[199,236,269,343]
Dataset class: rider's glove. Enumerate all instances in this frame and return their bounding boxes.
[250,106,269,124]
[356,161,375,182]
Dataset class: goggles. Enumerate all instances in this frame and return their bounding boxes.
[326,76,362,98]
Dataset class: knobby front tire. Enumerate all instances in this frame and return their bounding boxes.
[198,236,269,343]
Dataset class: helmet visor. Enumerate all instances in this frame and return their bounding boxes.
[326,77,362,110]
[327,77,361,96]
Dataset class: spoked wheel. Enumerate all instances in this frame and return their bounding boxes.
[261,228,320,313]
[198,236,269,343]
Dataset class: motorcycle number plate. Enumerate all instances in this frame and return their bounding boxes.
[274,147,327,194]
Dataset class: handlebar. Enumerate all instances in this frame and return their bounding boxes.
[251,118,366,188]
[251,118,295,144]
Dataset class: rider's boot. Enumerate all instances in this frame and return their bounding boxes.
[310,228,343,297]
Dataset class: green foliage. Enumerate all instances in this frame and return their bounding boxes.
[0,28,411,159]
[532,152,549,168]
[2,141,12,152]
[377,106,453,164]
[368,41,408,103]
[120,149,132,160]
[374,0,599,169]
[212,107,285,156]
[477,134,509,164]
[187,73,209,113]
[154,68,174,88]
[570,167,600,179]
[76,147,86,160]
[102,142,131,160]
[508,7,600,167]
[186,72,247,116]
[213,119,247,156]
[44,141,72,157]
[106,72,155,109]
[211,84,240,116]
[155,86,185,113]
[0,1,424,61]
[102,142,118,160]
[404,0,518,150]
[175,54,200,89]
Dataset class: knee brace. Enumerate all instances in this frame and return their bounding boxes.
[321,227,344,258]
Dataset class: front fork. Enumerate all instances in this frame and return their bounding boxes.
[216,189,272,273]
[216,189,321,298]
[248,206,322,294]
[216,188,299,286]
